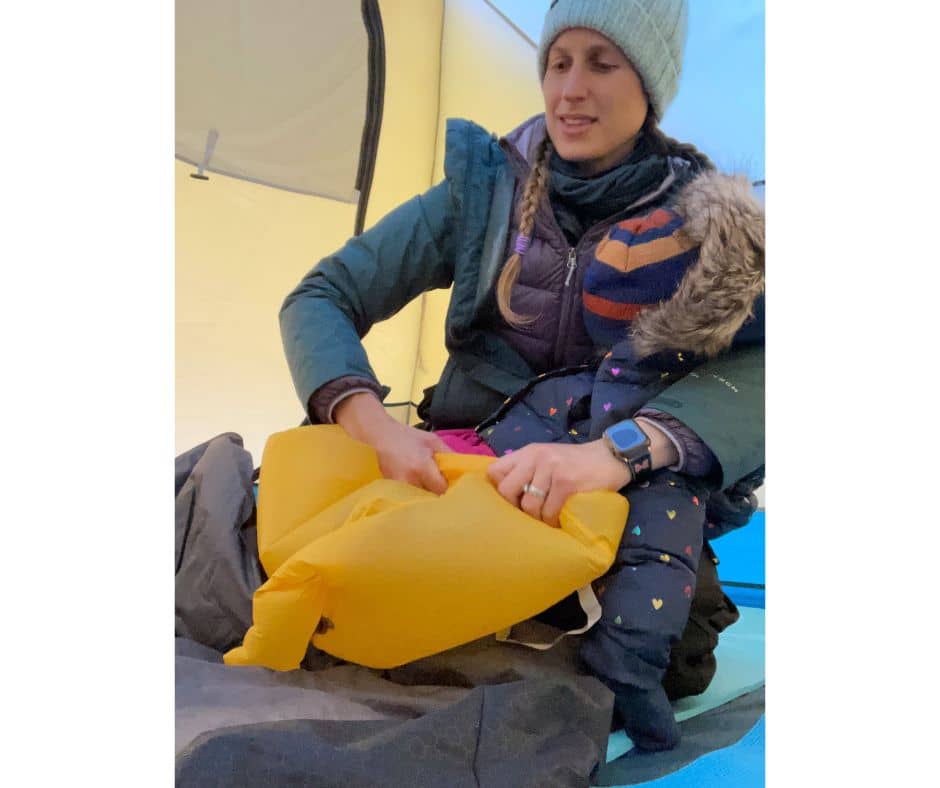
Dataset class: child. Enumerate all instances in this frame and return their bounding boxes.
[454,168,764,749]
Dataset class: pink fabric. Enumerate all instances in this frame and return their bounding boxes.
[435,429,497,457]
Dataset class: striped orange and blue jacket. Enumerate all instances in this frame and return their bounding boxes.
[583,207,699,350]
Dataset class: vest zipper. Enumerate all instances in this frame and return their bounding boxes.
[554,245,579,368]
[544,170,674,368]
[564,247,577,287]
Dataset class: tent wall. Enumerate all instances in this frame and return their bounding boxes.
[176,0,445,459]
[409,0,543,412]
[177,0,544,460]
[177,1,763,511]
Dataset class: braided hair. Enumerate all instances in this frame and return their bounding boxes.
[641,112,715,172]
[495,134,554,325]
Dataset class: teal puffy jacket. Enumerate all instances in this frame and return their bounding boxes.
[280,118,763,490]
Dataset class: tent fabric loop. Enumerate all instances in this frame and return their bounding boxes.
[192,128,220,180]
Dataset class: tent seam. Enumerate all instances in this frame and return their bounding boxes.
[409,0,449,418]
[481,0,537,49]
[428,1,446,186]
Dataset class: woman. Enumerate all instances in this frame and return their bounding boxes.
[280,0,763,751]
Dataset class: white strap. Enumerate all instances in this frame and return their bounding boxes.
[496,585,602,651]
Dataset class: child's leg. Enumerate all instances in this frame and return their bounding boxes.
[580,470,707,751]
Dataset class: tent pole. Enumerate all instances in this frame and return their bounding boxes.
[354,0,386,236]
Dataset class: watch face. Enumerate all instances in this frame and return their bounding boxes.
[608,421,646,452]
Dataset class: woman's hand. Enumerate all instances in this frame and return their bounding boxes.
[486,440,631,527]
[488,420,680,526]
[333,392,452,494]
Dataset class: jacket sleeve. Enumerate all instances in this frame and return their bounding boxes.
[279,181,456,415]
[642,344,764,489]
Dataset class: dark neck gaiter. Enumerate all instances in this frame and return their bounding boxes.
[548,134,671,245]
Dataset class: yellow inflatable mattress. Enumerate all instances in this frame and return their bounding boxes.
[224,426,628,670]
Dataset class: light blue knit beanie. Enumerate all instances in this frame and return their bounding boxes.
[537,0,688,120]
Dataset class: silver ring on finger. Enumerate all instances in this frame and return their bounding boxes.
[522,482,547,500]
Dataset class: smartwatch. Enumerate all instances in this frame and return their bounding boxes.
[603,418,652,484]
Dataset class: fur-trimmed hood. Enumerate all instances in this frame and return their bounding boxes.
[630,170,765,359]
[503,114,765,360]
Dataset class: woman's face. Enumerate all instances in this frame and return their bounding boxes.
[542,28,649,175]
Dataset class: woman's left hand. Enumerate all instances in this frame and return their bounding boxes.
[486,440,631,527]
